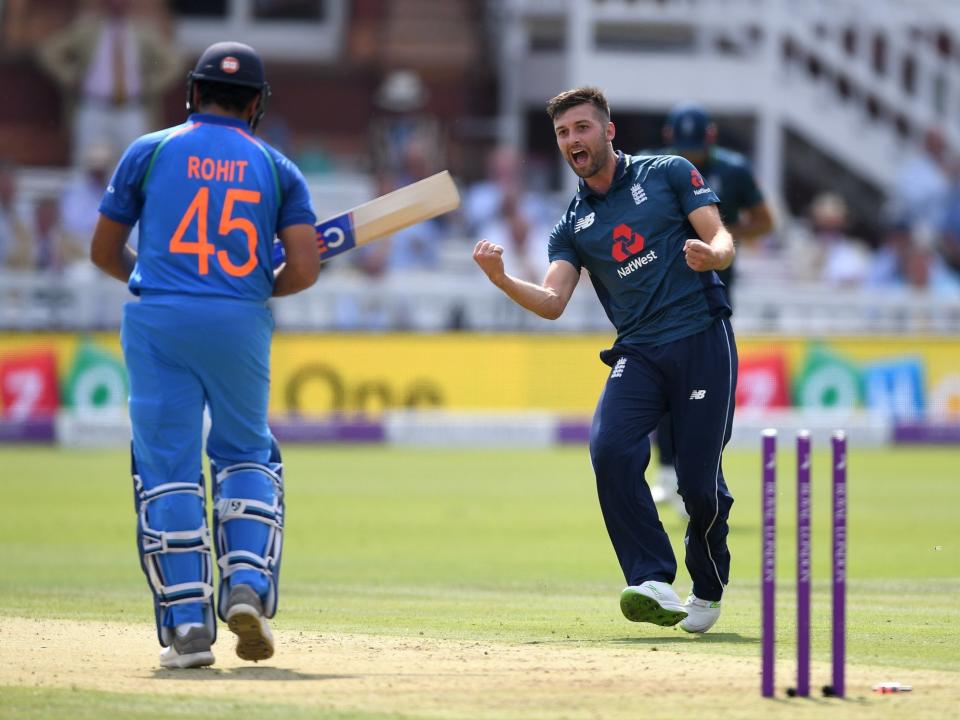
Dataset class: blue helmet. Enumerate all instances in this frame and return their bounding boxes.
[186,41,271,131]
[665,101,711,150]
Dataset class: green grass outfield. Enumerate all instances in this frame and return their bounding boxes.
[1,444,958,718]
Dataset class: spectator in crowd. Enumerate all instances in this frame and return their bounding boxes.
[369,69,444,187]
[30,195,85,273]
[809,193,872,287]
[890,126,951,231]
[35,0,182,163]
[463,145,552,237]
[479,193,550,284]
[0,160,31,269]
[332,242,398,330]
[869,220,960,296]
[60,142,123,255]
[387,220,443,273]
[384,137,445,273]
[936,160,960,280]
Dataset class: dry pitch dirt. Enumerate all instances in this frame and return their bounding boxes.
[1,616,956,719]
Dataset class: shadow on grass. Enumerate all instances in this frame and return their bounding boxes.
[609,632,757,646]
[522,632,756,647]
[152,666,355,681]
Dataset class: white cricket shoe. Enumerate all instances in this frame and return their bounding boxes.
[619,581,688,627]
[650,467,688,519]
[680,594,722,633]
[159,623,215,669]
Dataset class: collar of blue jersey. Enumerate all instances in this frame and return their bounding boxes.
[576,150,629,200]
[188,112,251,129]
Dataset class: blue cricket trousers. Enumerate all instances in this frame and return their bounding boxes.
[589,316,738,601]
[121,293,275,626]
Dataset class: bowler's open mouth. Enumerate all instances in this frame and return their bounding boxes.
[572,149,588,166]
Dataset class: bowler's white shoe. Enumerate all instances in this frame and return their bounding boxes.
[159,623,215,669]
[620,581,688,627]
[679,594,722,633]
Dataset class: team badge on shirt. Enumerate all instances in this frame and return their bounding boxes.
[630,183,647,205]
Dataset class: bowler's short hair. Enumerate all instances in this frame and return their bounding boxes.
[546,87,611,122]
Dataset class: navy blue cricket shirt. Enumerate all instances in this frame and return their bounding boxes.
[549,152,730,348]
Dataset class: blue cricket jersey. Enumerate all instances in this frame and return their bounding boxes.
[549,152,729,347]
[100,113,315,302]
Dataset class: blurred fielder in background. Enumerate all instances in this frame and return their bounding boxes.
[90,41,319,668]
[474,86,738,634]
[648,101,775,515]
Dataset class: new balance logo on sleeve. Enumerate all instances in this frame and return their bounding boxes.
[689,389,706,400]
[575,213,596,233]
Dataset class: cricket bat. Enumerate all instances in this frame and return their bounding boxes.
[272,170,460,266]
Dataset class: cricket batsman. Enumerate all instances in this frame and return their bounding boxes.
[473,87,738,634]
[90,42,320,667]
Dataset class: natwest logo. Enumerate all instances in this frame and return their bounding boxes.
[611,224,645,262]
[691,169,705,188]
[617,249,659,278]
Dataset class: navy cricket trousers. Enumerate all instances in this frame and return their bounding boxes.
[589,316,738,601]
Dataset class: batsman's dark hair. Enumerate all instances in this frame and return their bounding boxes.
[195,80,261,114]
[546,86,611,122]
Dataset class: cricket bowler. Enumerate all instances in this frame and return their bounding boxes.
[473,86,738,634]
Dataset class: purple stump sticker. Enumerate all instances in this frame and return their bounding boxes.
[761,429,777,698]
[796,430,812,697]
[830,430,847,698]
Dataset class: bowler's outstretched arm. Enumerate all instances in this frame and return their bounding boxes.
[473,239,580,320]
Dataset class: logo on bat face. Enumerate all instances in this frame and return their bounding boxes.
[221,57,240,74]
[611,224,645,262]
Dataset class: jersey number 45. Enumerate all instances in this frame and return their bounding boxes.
[170,187,261,277]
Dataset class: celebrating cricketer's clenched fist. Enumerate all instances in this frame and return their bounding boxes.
[473,239,505,282]
[683,238,723,272]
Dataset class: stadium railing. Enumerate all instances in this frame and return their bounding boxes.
[3,267,960,335]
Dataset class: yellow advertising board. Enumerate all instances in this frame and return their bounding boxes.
[268,334,960,416]
[2,332,960,418]
[269,334,611,415]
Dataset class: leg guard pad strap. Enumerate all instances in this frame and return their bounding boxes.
[133,470,216,645]
[213,460,284,619]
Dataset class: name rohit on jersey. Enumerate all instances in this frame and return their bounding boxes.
[187,156,249,183]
